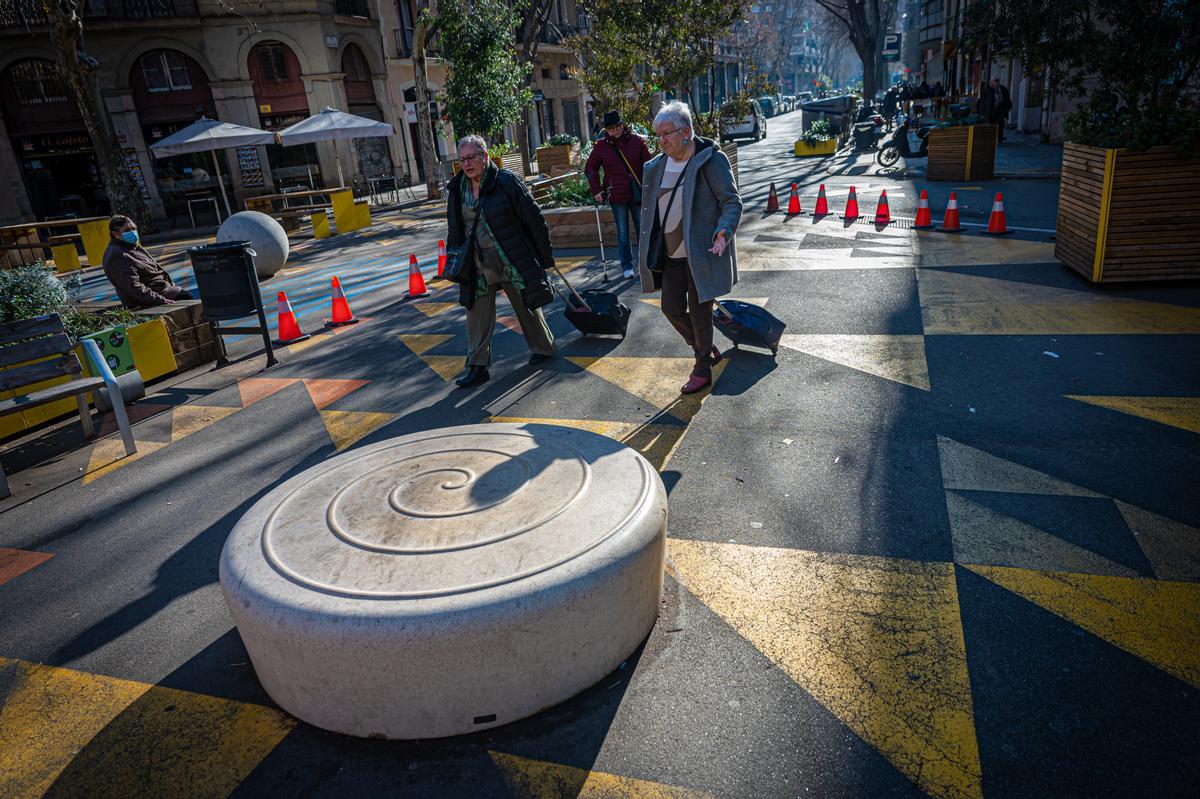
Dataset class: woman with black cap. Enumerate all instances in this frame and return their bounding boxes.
[584,110,652,279]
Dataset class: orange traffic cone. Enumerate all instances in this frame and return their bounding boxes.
[842,186,860,220]
[813,183,829,216]
[326,276,359,327]
[766,182,780,212]
[940,191,964,232]
[913,189,934,229]
[436,239,447,278]
[873,190,891,225]
[786,182,801,215]
[274,290,310,345]
[982,192,1013,235]
[406,253,429,298]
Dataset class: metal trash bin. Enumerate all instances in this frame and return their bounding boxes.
[187,241,277,367]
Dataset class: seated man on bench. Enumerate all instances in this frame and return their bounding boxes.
[103,214,194,308]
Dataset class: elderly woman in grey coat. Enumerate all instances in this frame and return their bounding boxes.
[638,100,743,394]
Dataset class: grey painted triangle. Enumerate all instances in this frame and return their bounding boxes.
[946,491,1139,577]
[1116,501,1200,583]
[937,436,1103,496]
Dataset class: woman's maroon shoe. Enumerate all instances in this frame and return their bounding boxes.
[680,374,712,395]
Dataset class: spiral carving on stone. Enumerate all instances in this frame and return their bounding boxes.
[255,427,652,598]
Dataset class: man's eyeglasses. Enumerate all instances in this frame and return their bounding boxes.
[461,152,488,164]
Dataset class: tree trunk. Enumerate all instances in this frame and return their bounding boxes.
[44,1,148,226]
[413,20,442,201]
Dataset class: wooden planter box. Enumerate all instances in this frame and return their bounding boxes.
[720,142,739,187]
[0,317,176,440]
[544,207,620,249]
[1056,143,1200,283]
[536,144,578,175]
[926,124,997,181]
[794,139,836,157]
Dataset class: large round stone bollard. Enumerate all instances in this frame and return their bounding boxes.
[216,211,289,278]
[219,423,667,739]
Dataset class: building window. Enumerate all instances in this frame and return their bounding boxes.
[257,42,291,83]
[541,67,551,79]
[140,51,193,93]
[10,60,69,105]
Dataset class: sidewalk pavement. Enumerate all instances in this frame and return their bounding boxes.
[826,128,1062,179]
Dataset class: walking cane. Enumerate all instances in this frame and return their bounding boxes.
[593,193,610,284]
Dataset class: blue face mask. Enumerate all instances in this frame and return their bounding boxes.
[121,230,139,245]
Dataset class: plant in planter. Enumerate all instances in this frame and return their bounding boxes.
[541,174,595,209]
[537,134,580,174]
[958,0,1200,281]
[795,118,837,156]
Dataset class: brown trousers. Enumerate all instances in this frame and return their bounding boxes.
[660,257,715,377]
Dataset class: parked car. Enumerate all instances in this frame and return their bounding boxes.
[757,96,777,118]
[722,99,768,141]
[797,91,814,105]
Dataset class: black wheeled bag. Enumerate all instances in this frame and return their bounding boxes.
[713,299,786,355]
[549,264,631,338]
[563,288,631,337]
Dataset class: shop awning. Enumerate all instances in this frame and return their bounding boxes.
[275,107,393,146]
[148,117,275,156]
[276,108,394,188]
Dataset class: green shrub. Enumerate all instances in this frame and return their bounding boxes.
[542,134,579,147]
[0,261,144,342]
[800,118,835,145]
[540,174,594,208]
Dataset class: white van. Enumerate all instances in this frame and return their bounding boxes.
[722,99,767,141]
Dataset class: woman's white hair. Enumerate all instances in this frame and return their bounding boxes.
[653,101,693,133]
[457,134,488,154]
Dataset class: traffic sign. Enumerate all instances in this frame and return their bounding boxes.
[882,33,902,62]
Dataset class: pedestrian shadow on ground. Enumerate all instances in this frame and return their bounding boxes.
[710,347,778,398]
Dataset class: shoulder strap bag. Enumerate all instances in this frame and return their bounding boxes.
[443,198,482,284]
[647,167,686,274]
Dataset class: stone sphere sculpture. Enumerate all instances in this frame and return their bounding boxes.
[220,423,668,739]
[217,211,289,278]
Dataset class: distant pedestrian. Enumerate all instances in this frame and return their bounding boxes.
[638,101,743,395]
[978,78,1013,141]
[103,215,193,308]
[584,110,652,279]
[445,135,555,389]
[882,86,900,129]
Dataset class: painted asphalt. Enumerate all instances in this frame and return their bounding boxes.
[1,111,1199,798]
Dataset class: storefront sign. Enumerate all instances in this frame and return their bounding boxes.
[405,102,417,123]
[260,113,306,132]
[259,103,273,114]
[16,133,93,154]
[237,145,265,188]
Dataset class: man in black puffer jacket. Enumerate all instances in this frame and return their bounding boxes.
[446,134,556,388]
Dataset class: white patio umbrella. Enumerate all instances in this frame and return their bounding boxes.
[275,107,394,188]
[149,117,275,217]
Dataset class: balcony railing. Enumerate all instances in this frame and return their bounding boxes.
[1,0,198,27]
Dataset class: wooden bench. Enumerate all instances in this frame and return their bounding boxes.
[531,171,582,205]
[0,314,135,499]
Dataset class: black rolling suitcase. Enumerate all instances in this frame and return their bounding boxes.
[713,299,786,355]
[549,264,631,338]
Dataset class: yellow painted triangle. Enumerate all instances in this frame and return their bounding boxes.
[965,564,1200,689]
[1065,395,1200,434]
[566,357,728,423]
[937,436,1102,496]
[489,751,714,799]
[640,298,662,308]
[320,410,396,451]
[83,439,166,484]
[399,333,453,356]
[0,656,293,799]
[918,269,1200,334]
[945,490,1138,577]
[491,416,688,471]
[669,539,982,799]
[780,334,930,391]
[414,302,457,318]
[1115,501,1200,583]
[170,405,238,442]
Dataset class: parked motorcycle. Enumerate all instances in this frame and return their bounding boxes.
[875,114,935,167]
